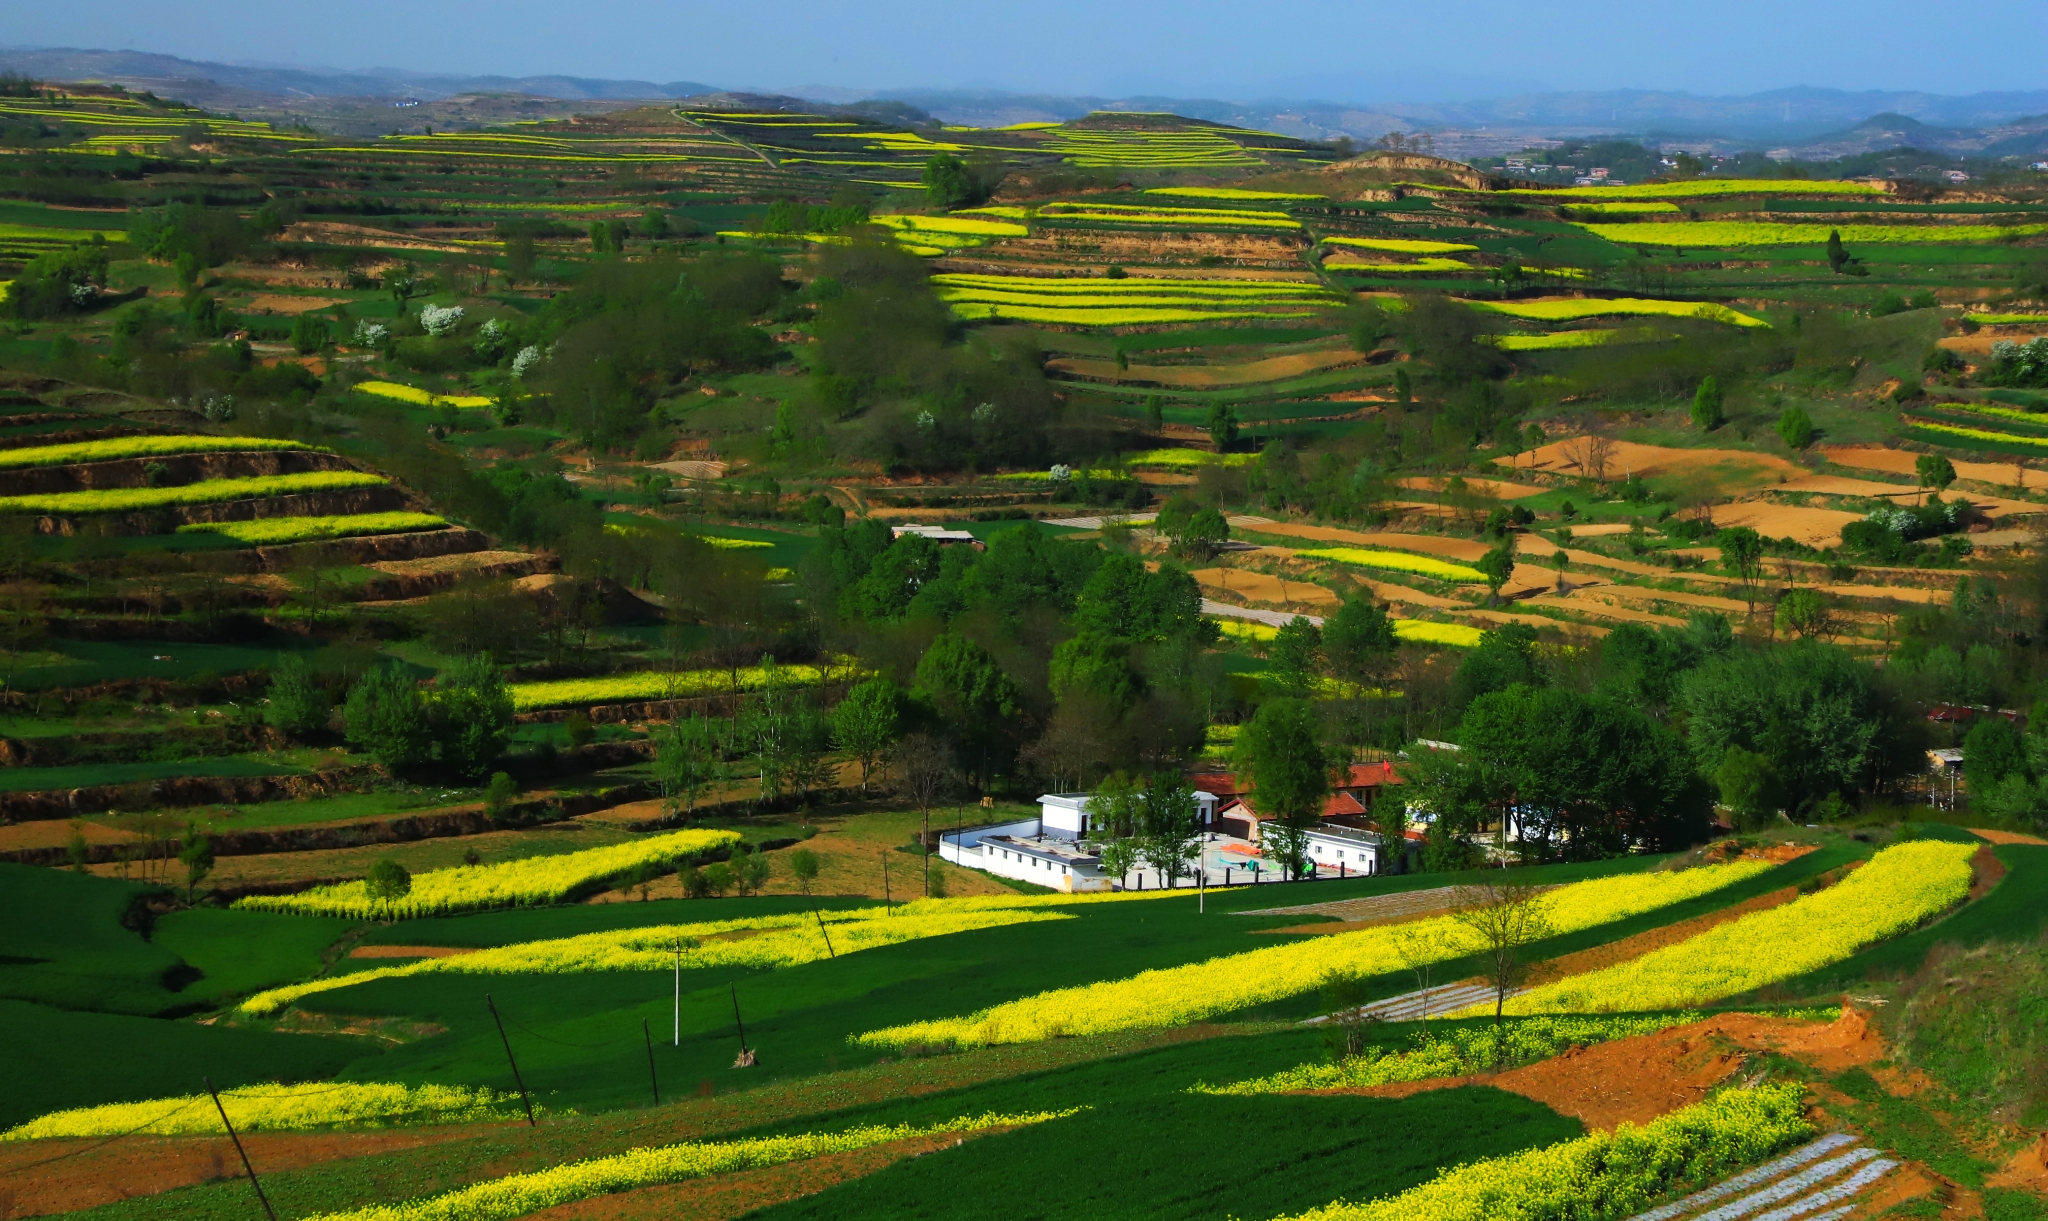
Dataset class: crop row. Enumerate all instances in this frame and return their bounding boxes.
[1322,236,1479,255]
[1296,547,1487,582]
[510,661,845,711]
[1215,616,1483,648]
[853,859,1774,1049]
[1394,619,1487,647]
[234,828,742,922]
[0,434,312,470]
[1582,220,2048,246]
[241,907,1071,1015]
[1490,327,1672,351]
[1276,1084,1813,1221]
[1146,187,1324,201]
[952,303,1319,326]
[1493,839,1977,1015]
[1561,201,1683,215]
[352,381,496,409]
[1337,257,1473,273]
[4,1082,532,1140]
[176,512,450,545]
[0,471,389,515]
[933,274,1335,298]
[1491,178,1885,200]
[303,1111,1077,1221]
[1124,449,1261,468]
[1903,419,2048,451]
[1967,313,2048,325]
[1469,298,1770,328]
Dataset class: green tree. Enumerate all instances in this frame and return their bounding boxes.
[1476,539,1517,607]
[1691,376,1725,431]
[266,654,330,738]
[656,715,728,817]
[1916,454,1957,492]
[365,857,412,921]
[1713,746,1782,831]
[1964,716,2028,791]
[344,664,431,769]
[1146,395,1166,432]
[1679,640,1906,815]
[915,636,1020,786]
[1825,230,1865,275]
[1775,588,1833,640]
[1323,597,1397,689]
[1716,527,1766,614]
[178,826,214,902]
[484,771,518,823]
[921,153,974,207]
[831,678,902,794]
[290,311,329,355]
[1234,698,1331,879]
[431,654,514,779]
[1268,616,1324,697]
[1459,684,1712,857]
[1206,404,1240,452]
[1140,773,1204,885]
[1182,508,1229,560]
[1777,404,1816,450]
[1453,621,1544,710]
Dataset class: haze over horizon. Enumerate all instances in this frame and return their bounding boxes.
[8,0,2046,107]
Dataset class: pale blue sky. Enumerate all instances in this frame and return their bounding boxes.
[10,0,2046,102]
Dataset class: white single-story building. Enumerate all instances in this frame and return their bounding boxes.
[1036,791,1219,841]
[1304,823,1386,876]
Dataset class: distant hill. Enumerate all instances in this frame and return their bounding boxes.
[3,46,2046,160]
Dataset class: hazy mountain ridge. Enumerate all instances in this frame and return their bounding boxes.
[1,46,2044,159]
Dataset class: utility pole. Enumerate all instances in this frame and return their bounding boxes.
[642,1019,660,1106]
[486,994,536,1126]
[204,1078,277,1221]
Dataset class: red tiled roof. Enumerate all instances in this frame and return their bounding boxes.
[1189,771,1248,797]
[1219,792,1367,821]
[1343,761,1401,789]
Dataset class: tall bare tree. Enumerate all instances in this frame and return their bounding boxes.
[1448,874,1554,1060]
[897,732,957,896]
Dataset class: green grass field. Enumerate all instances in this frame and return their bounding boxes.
[0,756,305,792]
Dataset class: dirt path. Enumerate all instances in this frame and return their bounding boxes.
[1394,476,1548,499]
[0,1127,505,1218]
[1712,503,1864,547]
[1971,827,2048,846]
[1331,1009,1886,1131]
[1519,595,1687,628]
[1191,566,1342,609]
[1504,438,1801,496]
[1823,445,2048,492]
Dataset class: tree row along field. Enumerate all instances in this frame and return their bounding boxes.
[0,77,2044,1221]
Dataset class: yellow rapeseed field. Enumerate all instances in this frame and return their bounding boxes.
[239,907,1071,1015]
[1488,839,1977,1015]
[854,859,1774,1049]
[4,1083,532,1139]
[1295,547,1487,582]
[300,1111,1079,1221]
[234,829,741,922]
[0,435,311,469]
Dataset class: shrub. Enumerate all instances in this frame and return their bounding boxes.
[266,655,331,738]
